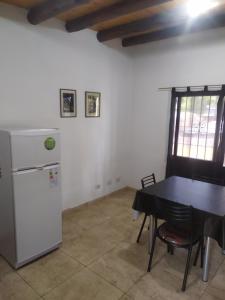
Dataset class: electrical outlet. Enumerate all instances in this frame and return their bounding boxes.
[95,184,101,190]
[116,177,121,183]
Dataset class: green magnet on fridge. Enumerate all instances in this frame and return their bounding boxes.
[44,137,56,150]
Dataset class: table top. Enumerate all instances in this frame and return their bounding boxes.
[140,176,225,217]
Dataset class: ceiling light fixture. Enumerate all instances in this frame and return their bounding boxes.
[187,0,219,18]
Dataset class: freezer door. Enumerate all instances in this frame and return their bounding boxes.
[10,130,60,170]
[13,165,62,265]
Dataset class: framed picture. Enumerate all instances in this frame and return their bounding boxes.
[60,89,77,118]
[85,91,101,118]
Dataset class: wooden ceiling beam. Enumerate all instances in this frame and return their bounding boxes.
[122,13,225,47]
[66,0,172,32]
[97,11,175,42]
[27,0,93,25]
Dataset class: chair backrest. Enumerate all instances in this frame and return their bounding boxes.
[156,198,193,227]
[141,173,156,189]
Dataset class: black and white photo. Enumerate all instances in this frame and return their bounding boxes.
[60,89,77,118]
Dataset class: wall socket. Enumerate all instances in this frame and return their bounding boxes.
[116,177,121,183]
[95,184,101,190]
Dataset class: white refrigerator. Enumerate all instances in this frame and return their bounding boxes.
[0,129,62,268]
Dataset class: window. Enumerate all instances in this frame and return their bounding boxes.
[168,86,225,164]
[176,95,219,161]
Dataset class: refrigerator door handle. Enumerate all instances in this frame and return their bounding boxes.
[13,168,38,175]
[13,163,60,173]
[37,166,44,171]
[42,164,60,171]
[36,163,60,171]
[37,163,60,171]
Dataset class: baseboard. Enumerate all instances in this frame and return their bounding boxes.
[62,186,136,215]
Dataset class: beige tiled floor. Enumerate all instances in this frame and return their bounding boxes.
[0,188,224,299]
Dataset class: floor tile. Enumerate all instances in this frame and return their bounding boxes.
[205,258,225,300]
[200,292,222,300]
[18,250,83,296]
[120,295,133,300]
[204,287,225,300]
[0,272,40,300]
[43,268,123,300]
[124,245,208,300]
[63,206,111,230]
[125,272,199,300]
[89,241,149,292]
[0,256,12,279]
[62,227,120,265]
[206,241,225,279]
[123,272,174,300]
[88,201,129,221]
[62,217,86,242]
[90,214,136,244]
[110,213,146,243]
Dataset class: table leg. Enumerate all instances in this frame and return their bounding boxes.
[203,237,211,282]
[148,215,154,254]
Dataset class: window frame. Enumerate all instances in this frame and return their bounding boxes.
[168,86,225,165]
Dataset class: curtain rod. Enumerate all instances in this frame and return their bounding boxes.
[159,84,223,91]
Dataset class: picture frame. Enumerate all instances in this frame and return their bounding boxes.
[85,91,101,118]
[60,89,77,118]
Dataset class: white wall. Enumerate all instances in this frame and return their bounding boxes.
[0,3,133,209]
[128,27,225,188]
[2,2,225,200]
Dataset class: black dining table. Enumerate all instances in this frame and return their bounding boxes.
[132,176,225,282]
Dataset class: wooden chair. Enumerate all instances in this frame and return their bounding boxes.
[147,198,204,291]
[136,173,156,243]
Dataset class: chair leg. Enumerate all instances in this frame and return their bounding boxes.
[193,241,201,266]
[154,218,158,228]
[136,214,147,243]
[167,245,174,255]
[167,245,170,253]
[147,231,157,272]
[182,246,193,292]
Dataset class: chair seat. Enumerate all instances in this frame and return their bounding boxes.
[158,222,199,247]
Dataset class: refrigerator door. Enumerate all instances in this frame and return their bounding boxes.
[13,164,62,266]
[10,129,60,171]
